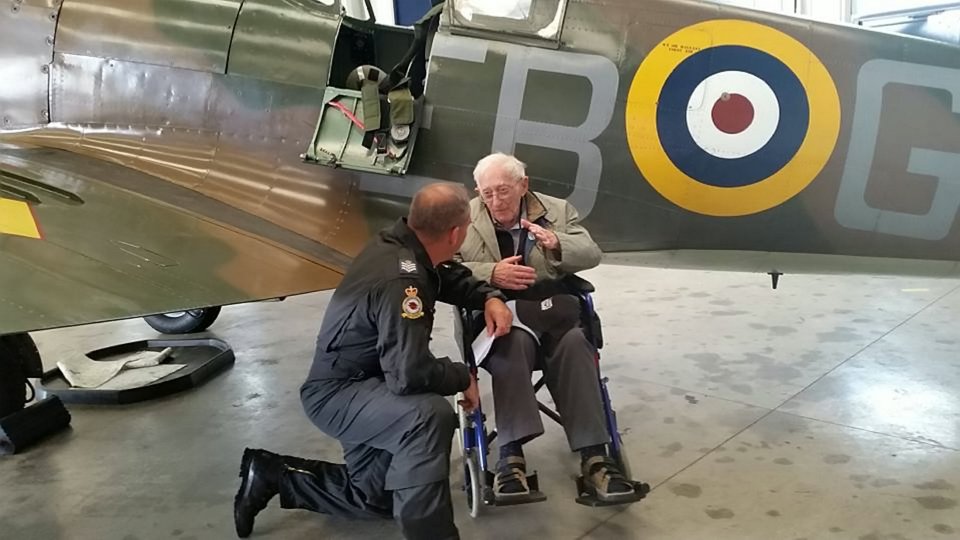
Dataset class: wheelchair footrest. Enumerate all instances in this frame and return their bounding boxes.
[574,475,651,507]
[490,489,548,506]
[484,471,549,506]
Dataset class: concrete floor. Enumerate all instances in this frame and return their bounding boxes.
[2,264,959,540]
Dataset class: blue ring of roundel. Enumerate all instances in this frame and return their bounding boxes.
[656,45,810,188]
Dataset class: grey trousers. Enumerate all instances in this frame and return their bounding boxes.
[482,327,610,452]
[278,377,459,540]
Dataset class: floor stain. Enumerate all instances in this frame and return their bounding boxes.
[711,310,748,316]
[870,478,900,488]
[768,326,797,336]
[663,417,675,424]
[817,327,860,343]
[915,496,958,510]
[773,458,793,465]
[915,480,954,490]
[933,524,955,535]
[715,456,736,463]
[824,454,851,465]
[730,383,753,395]
[705,507,735,519]
[829,527,844,533]
[660,442,683,458]
[766,510,781,517]
[670,483,702,498]
[756,364,804,381]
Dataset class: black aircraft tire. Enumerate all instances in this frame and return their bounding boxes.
[143,307,222,334]
[0,339,27,418]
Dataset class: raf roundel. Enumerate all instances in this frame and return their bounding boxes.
[625,20,841,216]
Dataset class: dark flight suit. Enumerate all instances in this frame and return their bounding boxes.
[277,218,505,540]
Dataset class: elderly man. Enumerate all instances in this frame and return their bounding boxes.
[234,182,512,540]
[455,152,637,504]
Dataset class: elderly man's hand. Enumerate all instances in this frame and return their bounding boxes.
[521,219,559,251]
[483,297,512,337]
[492,255,537,290]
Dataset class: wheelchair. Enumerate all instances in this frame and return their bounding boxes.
[452,275,650,518]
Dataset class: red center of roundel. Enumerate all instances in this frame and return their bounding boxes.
[711,93,755,135]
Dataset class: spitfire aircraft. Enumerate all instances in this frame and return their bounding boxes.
[2,0,960,416]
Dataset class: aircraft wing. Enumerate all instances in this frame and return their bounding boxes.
[0,146,349,335]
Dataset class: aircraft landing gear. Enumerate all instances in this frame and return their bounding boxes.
[143,307,222,334]
[0,334,42,418]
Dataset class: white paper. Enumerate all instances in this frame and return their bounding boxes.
[470,301,540,364]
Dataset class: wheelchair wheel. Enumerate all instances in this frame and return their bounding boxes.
[464,449,483,518]
[613,433,633,481]
[455,392,467,458]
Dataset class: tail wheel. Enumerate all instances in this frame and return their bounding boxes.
[143,307,221,334]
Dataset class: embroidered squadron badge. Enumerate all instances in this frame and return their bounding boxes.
[401,286,424,319]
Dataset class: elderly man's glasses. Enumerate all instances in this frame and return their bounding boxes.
[478,184,516,202]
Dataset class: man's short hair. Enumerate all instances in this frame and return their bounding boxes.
[408,182,471,238]
[472,152,526,184]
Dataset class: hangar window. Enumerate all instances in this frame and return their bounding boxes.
[446,0,567,48]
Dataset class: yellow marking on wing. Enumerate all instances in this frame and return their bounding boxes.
[0,198,41,239]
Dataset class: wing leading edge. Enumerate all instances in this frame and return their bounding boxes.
[0,147,346,335]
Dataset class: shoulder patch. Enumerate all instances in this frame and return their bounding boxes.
[401,285,424,319]
[399,259,417,273]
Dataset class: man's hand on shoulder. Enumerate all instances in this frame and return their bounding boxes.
[483,297,512,337]
[492,255,537,290]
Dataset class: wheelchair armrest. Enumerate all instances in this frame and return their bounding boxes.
[454,306,485,367]
[562,273,595,295]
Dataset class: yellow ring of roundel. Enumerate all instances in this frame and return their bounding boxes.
[625,19,841,217]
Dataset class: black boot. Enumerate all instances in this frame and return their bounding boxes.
[234,448,283,537]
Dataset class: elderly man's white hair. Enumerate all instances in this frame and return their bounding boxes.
[472,152,526,184]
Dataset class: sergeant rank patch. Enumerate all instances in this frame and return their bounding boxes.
[401,286,424,319]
